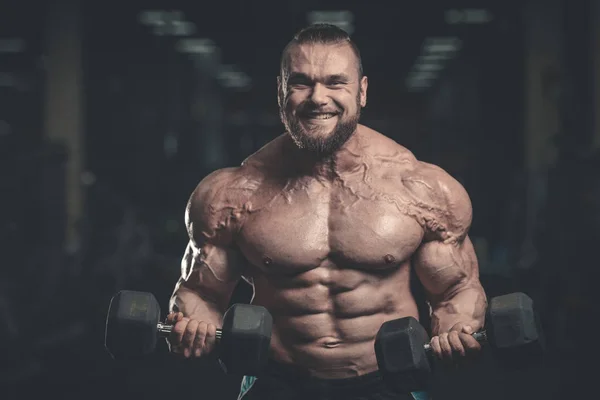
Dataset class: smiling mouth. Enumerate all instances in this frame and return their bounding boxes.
[303,112,338,120]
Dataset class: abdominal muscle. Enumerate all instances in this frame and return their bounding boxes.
[250,262,420,379]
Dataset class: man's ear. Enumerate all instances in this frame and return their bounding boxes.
[360,76,368,108]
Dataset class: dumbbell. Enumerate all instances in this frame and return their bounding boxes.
[374,292,544,393]
[104,290,273,376]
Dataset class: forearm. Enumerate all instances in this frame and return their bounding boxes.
[169,284,225,327]
[430,285,487,335]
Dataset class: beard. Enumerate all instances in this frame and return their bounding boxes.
[280,94,361,156]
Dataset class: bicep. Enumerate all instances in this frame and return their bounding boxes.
[176,240,245,310]
[413,235,479,302]
[176,167,247,308]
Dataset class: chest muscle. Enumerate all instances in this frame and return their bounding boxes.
[238,183,424,274]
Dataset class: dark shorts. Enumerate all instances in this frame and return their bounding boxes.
[237,359,431,400]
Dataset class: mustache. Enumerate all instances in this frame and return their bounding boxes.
[296,102,341,115]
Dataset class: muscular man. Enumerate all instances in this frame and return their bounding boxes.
[166,24,487,400]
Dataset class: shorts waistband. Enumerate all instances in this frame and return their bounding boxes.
[262,358,384,389]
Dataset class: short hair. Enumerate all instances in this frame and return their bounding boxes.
[280,23,363,78]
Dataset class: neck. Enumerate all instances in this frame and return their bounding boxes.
[283,127,364,180]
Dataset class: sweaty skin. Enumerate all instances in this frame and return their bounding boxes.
[170,125,487,378]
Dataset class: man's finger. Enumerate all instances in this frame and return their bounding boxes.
[430,336,442,359]
[461,325,473,335]
[459,332,481,353]
[204,323,218,356]
[439,333,453,360]
[192,322,209,357]
[182,319,200,356]
[166,312,183,324]
[448,331,465,357]
[171,319,187,348]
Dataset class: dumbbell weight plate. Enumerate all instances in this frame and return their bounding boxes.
[104,290,161,360]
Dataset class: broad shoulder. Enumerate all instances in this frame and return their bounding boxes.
[186,165,261,244]
[407,161,473,242]
[185,134,287,244]
[360,126,472,241]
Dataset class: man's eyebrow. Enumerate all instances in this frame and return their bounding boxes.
[288,72,311,81]
[326,74,350,82]
[287,73,351,83]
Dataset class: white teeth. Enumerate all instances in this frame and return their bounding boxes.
[307,113,336,119]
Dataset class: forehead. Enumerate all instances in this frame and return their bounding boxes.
[285,43,358,78]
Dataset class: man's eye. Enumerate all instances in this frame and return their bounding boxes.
[290,82,310,90]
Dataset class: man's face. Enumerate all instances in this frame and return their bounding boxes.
[278,43,368,155]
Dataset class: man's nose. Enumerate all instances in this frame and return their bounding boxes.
[309,83,328,105]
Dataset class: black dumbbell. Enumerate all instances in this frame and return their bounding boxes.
[104,290,273,376]
[374,292,544,393]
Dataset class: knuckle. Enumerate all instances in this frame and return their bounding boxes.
[197,321,208,334]
[173,321,187,334]
[182,329,197,345]
[207,323,217,336]
[192,335,205,350]
[186,320,199,334]
[195,333,206,345]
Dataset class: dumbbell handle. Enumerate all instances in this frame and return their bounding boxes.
[156,322,223,341]
[423,331,487,352]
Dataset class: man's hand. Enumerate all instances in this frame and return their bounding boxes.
[165,312,218,359]
[429,322,481,363]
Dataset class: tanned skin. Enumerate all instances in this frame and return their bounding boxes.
[166,41,487,379]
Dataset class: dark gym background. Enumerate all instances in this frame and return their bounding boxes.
[1,0,597,399]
